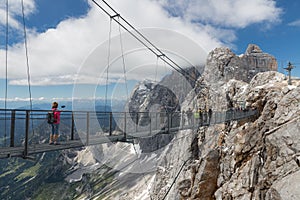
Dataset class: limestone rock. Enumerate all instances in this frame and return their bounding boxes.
[245,44,263,54]
[148,70,300,200]
[205,45,277,83]
[82,45,298,200]
[121,46,297,200]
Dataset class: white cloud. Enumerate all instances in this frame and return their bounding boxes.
[288,19,300,27]
[0,0,36,29]
[0,96,42,102]
[0,0,282,86]
[159,0,282,28]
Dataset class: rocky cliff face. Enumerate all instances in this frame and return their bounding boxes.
[126,66,201,153]
[205,44,277,84]
[147,71,300,200]
[128,66,201,115]
[122,45,297,200]
[4,44,292,200]
[33,44,295,199]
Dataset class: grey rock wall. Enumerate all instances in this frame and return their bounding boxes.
[205,44,277,84]
[150,71,300,200]
[88,45,292,200]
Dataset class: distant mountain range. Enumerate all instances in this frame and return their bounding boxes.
[0,99,126,111]
[0,99,126,147]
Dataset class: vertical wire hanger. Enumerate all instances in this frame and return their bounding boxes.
[117,16,129,100]
[105,17,113,113]
[4,0,9,147]
[21,0,35,140]
[155,56,159,83]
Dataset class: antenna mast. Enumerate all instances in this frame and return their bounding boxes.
[284,62,294,85]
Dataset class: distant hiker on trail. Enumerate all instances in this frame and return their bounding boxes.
[159,106,166,127]
[186,108,193,125]
[208,108,213,124]
[193,109,199,124]
[181,110,186,126]
[198,108,203,126]
[49,102,61,145]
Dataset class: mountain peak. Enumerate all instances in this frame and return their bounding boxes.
[245,44,263,54]
[205,44,278,83]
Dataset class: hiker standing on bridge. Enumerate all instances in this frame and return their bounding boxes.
[186,108,193,125]
[49,102,61,145]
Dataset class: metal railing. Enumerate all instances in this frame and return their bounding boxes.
[0,108,258,158]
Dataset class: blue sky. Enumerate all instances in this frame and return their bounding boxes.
[0,0,300,106]
[236,0,300,68]
[25,0,89,32]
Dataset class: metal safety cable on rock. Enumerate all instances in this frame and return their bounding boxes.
[131,143,154,200]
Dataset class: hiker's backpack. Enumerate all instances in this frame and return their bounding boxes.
[47,111,56,124]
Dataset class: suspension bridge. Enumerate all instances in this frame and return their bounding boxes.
[1,1,259,159]
[0,108,258,159]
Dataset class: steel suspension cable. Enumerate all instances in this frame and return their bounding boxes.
[91,0,198,84]
[105,18,113,112]
[21,0,34,136]
[4,0,9,147]
[117,16,129,100]
[99,0,193,78]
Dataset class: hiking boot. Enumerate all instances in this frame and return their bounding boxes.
[49,135,54,144]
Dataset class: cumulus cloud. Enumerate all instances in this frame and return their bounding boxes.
[288,19,300,27]
[0,0,282,86]
[159,0,282,28]
[0,0,36,29]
